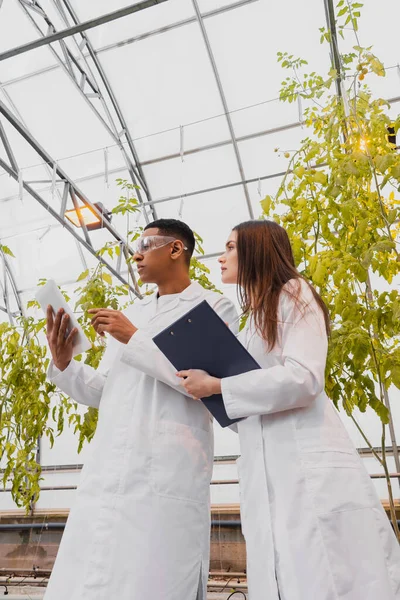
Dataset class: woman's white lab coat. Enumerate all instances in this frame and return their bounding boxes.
[45,282,237,600]
[222,279,400,600]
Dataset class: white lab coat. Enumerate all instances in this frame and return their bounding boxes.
[222,279,400,600]
[44,282,237,600]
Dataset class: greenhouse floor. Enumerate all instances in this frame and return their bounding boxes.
[4,590,246,599]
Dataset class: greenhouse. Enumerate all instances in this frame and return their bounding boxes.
[0,0,399,598]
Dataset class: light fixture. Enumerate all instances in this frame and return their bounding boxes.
[65,202,112,231]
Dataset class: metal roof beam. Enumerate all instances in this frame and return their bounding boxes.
[0,0,258,89]
[0,0,168,62]
[191,0,254,219]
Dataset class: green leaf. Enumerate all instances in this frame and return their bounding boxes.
[371,240,396,254]
[368,398,390,424]
[0,245,15,258]
[102,273,113,285]
[391,366,400,389]
[313,261,328,285]
[260,195,273,214]
[390,164,400,180]
[369,57,385,77]
[358,218,369,238]
[313,171,327,185]
[354,263,368,282]
[77,269,89,282]
[375,154,394,173]
[26,300,40,309]
[294,166,306,178]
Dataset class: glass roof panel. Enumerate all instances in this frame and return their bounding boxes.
[3,69,114,159]
[0,1,58,80]
[70,0,196,50]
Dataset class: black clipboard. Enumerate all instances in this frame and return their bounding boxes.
[153,300,260,427]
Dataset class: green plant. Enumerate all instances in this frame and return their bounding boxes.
[0,316,74,510]
[190,232,221,293]
[68,262,132,451]
[263,1,400,537]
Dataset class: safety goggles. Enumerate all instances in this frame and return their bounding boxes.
[133,235,188,255]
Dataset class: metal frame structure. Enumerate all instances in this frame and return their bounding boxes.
[0,245,24,323]
[0,93,399,210]
[0,97,142,297]
[0,0,268,241]
[14,0,159,222]
[0,0,168,61]
[0,0,259,225]
[0,0,264,306]
[0,0,258,88]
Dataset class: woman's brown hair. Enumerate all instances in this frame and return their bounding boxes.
[233,220,330,349]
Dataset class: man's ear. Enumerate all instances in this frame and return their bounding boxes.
[170,240,185,260]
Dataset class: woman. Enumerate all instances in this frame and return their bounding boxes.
[177,220,400,600]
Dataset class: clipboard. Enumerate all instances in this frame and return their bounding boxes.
[153,300,260,427]
[35,279,92,357]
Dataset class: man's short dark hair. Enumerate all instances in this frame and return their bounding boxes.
[144,219,195,263]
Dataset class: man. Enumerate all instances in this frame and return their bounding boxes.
[44,219,237,600]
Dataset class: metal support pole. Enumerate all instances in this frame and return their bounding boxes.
[383,386,400,486]
[323,0,344,100]
[323,0,349,139]
[0,245,25,323]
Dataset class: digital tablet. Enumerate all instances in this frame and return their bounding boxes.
[35,279,92,356]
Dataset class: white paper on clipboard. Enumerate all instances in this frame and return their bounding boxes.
[35,279,91,356]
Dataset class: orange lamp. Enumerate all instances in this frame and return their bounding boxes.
[65,203,111,231]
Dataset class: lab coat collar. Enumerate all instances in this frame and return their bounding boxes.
[142,281,204,318]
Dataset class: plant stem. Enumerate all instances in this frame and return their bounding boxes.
[350,413,383,466]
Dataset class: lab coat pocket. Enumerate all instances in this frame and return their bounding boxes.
[301,445,373,515]
[150,420,213,504]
